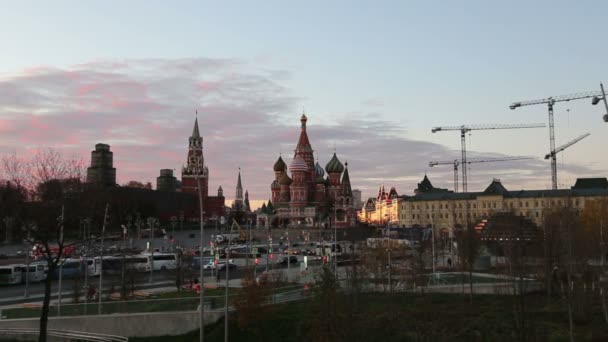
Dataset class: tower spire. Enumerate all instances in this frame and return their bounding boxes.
[192,112,200,138]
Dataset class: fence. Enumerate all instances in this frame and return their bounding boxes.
[0,328,128,341]
[2,284,306,320]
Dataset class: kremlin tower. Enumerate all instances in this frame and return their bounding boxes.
[180,116,225,221]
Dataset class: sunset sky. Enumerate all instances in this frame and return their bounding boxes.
[1,1,607,209]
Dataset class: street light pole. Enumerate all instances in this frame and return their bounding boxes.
[197,173,205,342]
[431,213,436,275]
[98,203,108,315]
[334,205,337,275]
[225,220,235,342]
[387,247,392,293]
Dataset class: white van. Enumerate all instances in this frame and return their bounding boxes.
[0,265,23,285]
[20,262,47,283]
[142,253,178,271]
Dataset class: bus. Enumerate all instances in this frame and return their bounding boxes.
[101,256,151,275]
[49,259,84,279]
[0,265,23,285]
[20,263,47,283]
[141,253,178,271]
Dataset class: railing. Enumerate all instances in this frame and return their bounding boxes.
[2,284,306,320]
[0,328,128,341]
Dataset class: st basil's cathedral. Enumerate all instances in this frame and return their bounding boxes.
[269,114,355,228]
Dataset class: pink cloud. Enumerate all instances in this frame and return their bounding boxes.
[0,58,602,204]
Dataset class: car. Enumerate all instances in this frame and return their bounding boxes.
[280,256,299,265]
[191,256,214,270]
[215,260,237,271]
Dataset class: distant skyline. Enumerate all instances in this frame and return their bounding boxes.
[1,1,607,208]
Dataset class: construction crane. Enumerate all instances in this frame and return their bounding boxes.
[431,123,545,192]
[510,86,606,189]
[429,156,536,192]
[544,133,590,160]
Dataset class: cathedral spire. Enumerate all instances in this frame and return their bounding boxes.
[235,168,243,201]
[341,161,352,197]
[295,113,313,166]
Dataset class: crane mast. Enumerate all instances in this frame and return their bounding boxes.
[510,87,603,189]
[429,156,536,192]
[431,123,545,192]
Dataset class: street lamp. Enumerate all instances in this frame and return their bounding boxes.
[591,82,608,122]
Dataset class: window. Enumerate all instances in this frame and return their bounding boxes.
[439,204,443,209]
[482,203,486,209]
[525,202,528,208]
[493,202,496,208]
[426,214,430,219]
[458,203,462,208]
[535,212,539,218]
[535,201,538,207]
[473,204,477,209]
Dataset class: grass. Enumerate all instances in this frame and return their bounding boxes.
[130,292,608,342]
[2,285,303,319]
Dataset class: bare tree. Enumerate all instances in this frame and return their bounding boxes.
[31,148,70,184]
[1,151,33,190]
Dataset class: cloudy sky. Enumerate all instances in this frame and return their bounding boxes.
[1,1,607,208]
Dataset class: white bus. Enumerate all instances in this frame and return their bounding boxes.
[0,265,23,285]
[141,253,178,271]
[20,262,47,283]
[102,256,151,275]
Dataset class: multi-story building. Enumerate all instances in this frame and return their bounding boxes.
[397,175,608,238]
[358,184,401,226]
[86,143,116,187]
[270,114,355,228]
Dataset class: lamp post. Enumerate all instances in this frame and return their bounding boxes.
[98,204,108,315]
[591,82,608,122]
[334,204,338,275]
[197,171,205,342]
[387,247,392,293]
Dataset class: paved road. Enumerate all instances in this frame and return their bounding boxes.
[0,261,305,307]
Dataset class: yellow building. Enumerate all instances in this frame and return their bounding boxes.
[358,184,402,226]
[397,176,608,238]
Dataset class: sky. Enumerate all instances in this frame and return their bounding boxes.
[1,1,608,209]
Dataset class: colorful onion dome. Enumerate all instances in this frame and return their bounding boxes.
[279,172,293,186]
[289,155,308,173]
[271,180,280,189]
[273,156,287,172]
[325,153,344,174]
[314,161,325,178]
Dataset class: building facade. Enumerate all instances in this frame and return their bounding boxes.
[270,114,355,228]
[86,143,116,187]
[358,184,402,226]
[397,175,608,237]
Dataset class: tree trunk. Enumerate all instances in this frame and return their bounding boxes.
[468,268,473,304]
[39,264,55,342]
[601,288,608,326]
